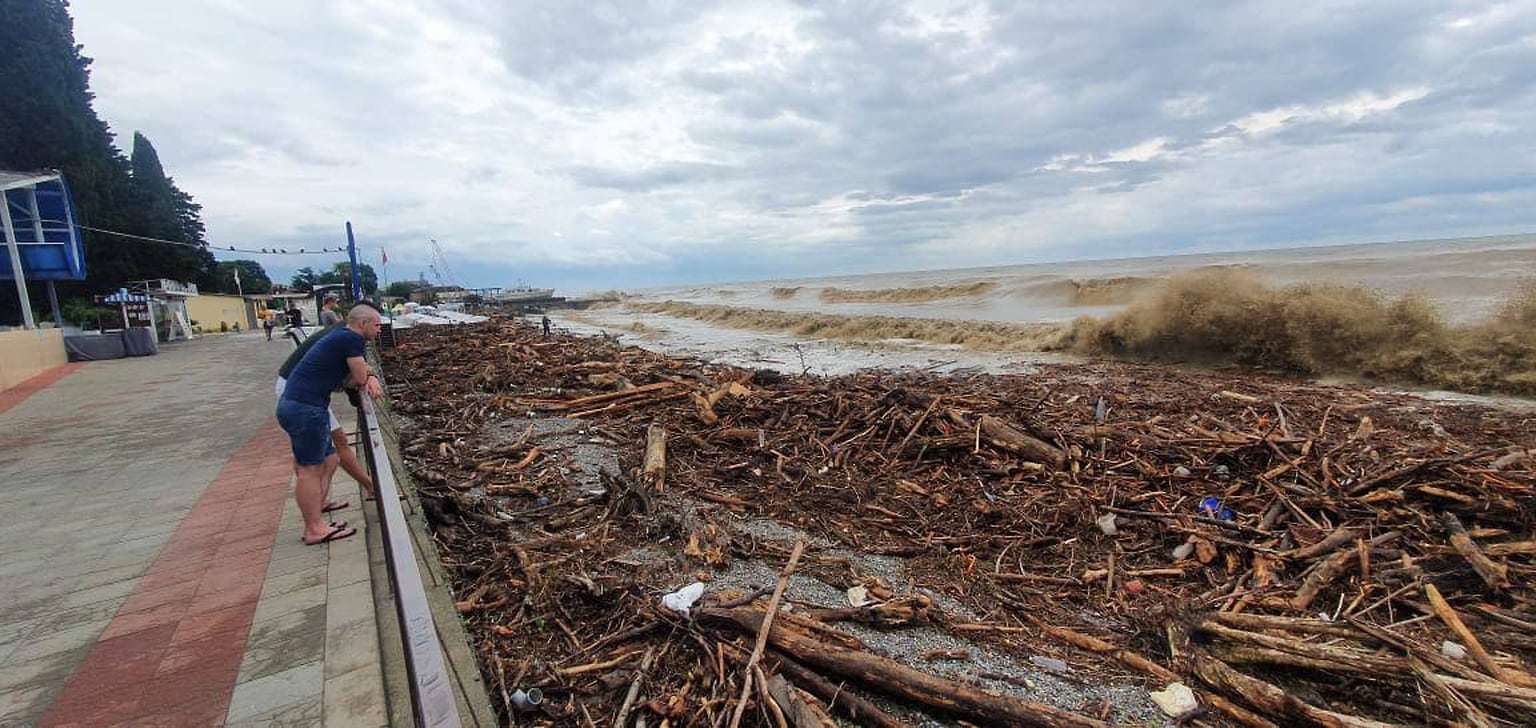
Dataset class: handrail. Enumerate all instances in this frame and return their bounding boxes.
[356,391,463,728]
[285,326,463,727]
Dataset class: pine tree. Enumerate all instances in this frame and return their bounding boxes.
[0,0,215,304]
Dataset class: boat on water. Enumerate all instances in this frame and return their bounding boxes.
[496,285,555,302]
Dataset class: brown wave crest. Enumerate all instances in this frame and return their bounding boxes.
[1060,269,1536,395]
[818,281,996,303]
[625,301,1066,351]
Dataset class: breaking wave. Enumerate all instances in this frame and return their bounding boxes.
[818,281,997,303]
[770,286,801,299]
[620,270,1536,395]
[1060,270,1536,395]
[625,301,1066,351]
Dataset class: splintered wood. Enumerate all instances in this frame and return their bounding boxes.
[382,320,1536,728]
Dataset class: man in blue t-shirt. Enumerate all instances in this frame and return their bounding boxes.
[277,305,383,545]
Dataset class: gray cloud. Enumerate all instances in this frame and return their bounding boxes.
[62,0,1536,290]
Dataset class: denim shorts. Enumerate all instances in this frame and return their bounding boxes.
[277,399,337,466]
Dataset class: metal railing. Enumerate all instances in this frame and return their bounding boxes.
[287,326,463,727]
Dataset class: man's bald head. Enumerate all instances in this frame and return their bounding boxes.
[346,305,379,326]
[346,304,382,340]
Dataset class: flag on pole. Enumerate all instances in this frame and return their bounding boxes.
[381,248,389,265]
[233,267,243,295]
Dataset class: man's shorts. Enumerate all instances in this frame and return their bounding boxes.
[275,377,341,431]
[277,399,337,466]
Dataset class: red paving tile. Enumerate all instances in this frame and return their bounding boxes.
[0,362,85,416]
[36,419,292,728]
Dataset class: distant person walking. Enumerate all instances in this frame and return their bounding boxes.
[542,315,552,337]
[319,296,341,327]
[262,308,276,341]
[276,305,383,545]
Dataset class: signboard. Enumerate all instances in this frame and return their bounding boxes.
[124,300,152,328]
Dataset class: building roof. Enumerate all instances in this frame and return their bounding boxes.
[0,170,61,192]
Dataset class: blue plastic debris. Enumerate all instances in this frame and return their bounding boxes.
[1199,496,1234,521]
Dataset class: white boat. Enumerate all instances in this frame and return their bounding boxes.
[496,285,555,302]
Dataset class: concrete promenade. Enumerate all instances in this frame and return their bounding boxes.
[0,333,387,726]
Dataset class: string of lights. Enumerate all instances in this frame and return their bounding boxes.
[35,218,346,255]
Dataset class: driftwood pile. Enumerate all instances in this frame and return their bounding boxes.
[381,320,1536,728]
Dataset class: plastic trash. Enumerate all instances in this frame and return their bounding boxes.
[847,585,874,607]
[1029,656,1071,674]
[1441,640,1468,659]
[660,582,706,616]
[1172,541,1196,560]
[510,687,544,711]
[1212,464,1230,477]
[1198,496,1234,521]
[1150,682,1198,717]
[1172,466,1191,477]
[1094,397,1108,423]
[1095,513,1119,536]
[535,496,551,507]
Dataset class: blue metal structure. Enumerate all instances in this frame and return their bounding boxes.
[0,173,87,281]
[345,221,362,302]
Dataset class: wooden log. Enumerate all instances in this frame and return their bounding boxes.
[700,607,1109,728]
[1282,526,1360,561]
[764,672,839,728]
[766,652,914,728]
[1291,531,1399,611]
[1189,650,1403,728]
[1441,512,1508,590]
[1032,620,1277,728]
[976,414,1067,469]
[727,539,806,728]
[1208,643,1536,714]
[1424,583,1536,688]
[643,423,667,491]
[542,381,676,410]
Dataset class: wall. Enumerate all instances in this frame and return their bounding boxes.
[185,294,255,334]
[0,328,67,391]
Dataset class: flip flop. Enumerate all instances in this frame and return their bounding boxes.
[303,525,357,546]
[322,501,349,513]
[330,520,348,529]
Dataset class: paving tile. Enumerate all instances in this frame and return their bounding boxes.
[250,583,326,623]
[323,663,388,727]
[52,575,143,611]
[259,563,327,597]
[223,660,323,723]
[0,680,54,727]
[6,620,109,664]
[222,694,322,728]
[324,582,380,680]
[167,601,252,646]
[97,600,187,641]
[0,645,92,694]
[237,603,326,682]
[137,657,244,722]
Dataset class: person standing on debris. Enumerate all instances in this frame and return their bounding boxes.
[277,305,383,545]
[319,296,341,327]
[276,322,377,504]
[542,315,552,337]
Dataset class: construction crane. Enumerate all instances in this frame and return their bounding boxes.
[428,239,463,289]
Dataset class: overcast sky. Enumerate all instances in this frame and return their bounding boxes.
[68,0,1536,293]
